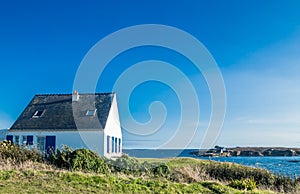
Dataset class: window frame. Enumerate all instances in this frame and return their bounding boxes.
[14,135,20,145]
[86,109,97,116]
[37,136,46,153]
[22,135,27,144]
[32,110,45,118]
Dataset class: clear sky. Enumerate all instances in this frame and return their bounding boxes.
[1,1,300,148]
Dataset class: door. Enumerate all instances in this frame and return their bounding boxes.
[27,135,33,145]
[45,136,56,155]
[6,135,13,142]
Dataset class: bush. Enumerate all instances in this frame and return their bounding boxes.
[274,174,295,193]
[195,161,295,192]
[204,161,273,184]
[46,145,72,169]
[110,154,170,177]
[0,140,43,164]
[111,154,141,174]
[47,146,110,174]
[228,178,256,191]
[71,149,110,173]
[151,163,170,177]
[48,149,171,177]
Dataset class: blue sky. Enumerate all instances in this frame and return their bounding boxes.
[1,1,300,148]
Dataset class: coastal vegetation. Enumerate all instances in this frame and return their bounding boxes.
[0,141,299,193]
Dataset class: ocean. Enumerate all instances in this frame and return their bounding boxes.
[123,149,300,178]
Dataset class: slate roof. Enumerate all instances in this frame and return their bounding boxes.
[10,93,115,131]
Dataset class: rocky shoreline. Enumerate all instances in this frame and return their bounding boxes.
[190,146,300,157]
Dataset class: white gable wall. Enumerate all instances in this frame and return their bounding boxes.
[105,95,122,137]
[104,95,122,158]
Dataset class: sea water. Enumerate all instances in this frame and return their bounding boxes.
[123,149,300,178]
[205,156,300,178]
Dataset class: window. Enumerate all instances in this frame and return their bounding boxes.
[37,136,45,153]
[86,109,97,116]
[115,137,118,153]
[116,138,118,153]
[112,137,114,153]
[119,138,121,153]
[106,135,110,153]
[32,110,44,118]
[22,135,27,144]
[14,135,20,145]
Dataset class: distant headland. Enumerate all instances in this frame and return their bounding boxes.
[190,145,300,157]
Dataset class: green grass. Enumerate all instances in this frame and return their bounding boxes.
[138,157,299,193]
[0,142,291,193]
[140,157,209,167]
[0,169,275,194]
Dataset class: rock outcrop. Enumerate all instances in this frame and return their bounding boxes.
[191,146,300,157]
[262,149,296,156]
[239,150,263,157]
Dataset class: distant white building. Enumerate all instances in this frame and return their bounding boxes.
[6,92,122,158]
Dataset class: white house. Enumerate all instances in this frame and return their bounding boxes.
[6,92,122,158]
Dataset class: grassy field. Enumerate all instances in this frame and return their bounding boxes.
[0,141,296,193]
[0,163,275,194]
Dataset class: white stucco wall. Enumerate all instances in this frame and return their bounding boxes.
[7,130,105,156]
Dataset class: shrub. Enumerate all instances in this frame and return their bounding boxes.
[204,161,274,186]
[228,178,256,191]
[151,163,170,177]
[0,140,43,164]
[71,148,110,173]
[274,174,295,193]
[196,161,295,192]
[47,146,110,173]
[110,154,142,174]
[46,145,72,169]
[109,154,170,177]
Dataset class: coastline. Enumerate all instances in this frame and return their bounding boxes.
[124,148,300,177]
[124,147,300,158]
[190,146,300,157]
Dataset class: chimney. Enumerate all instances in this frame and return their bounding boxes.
[72,90,80,101]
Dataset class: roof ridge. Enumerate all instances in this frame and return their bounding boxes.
[35,92,115,96]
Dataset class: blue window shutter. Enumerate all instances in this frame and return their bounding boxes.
[112,137,114,153]
[115,138,117,153]
[27,135,33,145]
[107,135,110,153]
[6,135,13,142]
